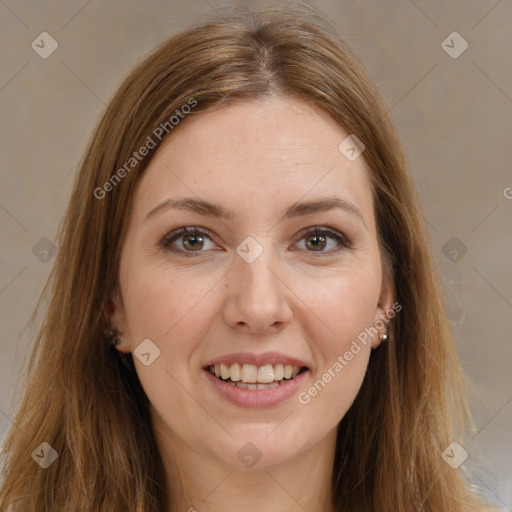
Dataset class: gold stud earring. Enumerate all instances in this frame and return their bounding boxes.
[379,333,388,342]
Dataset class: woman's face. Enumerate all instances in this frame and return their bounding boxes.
[112,95,393,471]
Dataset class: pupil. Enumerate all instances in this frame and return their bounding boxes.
[183,233,203,251]
[307,235,326,251]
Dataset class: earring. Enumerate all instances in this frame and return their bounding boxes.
[104,327,123,346]
[379,333,388,342]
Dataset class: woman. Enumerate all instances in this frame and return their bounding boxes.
[0,8,498,512]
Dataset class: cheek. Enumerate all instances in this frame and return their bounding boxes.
[122,266,223,360]
[295,274,379,423]
[122,270,219,414]
[297,282,378,424]
[123,253,382,375]
[296,265,382,356]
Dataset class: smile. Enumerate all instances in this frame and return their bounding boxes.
[207,363,306,389]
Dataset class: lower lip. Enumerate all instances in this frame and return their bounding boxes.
[203,369,308,408]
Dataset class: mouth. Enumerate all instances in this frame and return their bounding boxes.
[205,363,308,390]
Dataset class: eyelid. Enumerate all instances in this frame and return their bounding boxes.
[296,225,352,247]
[160,224,352,256]
[160,226,219,255]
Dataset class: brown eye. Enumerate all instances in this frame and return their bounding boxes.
[181,233,205,251]
[161,226,217,256]
[296,227,351,256]
[304,233,328,251]
[160,225,350,258]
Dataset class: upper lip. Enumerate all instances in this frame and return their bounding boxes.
[203,351,309,369]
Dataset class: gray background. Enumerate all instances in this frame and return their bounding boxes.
[0,1,511,509]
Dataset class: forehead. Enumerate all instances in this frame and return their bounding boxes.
[131,96,375,228]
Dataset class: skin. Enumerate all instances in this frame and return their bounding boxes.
[110,95,394,512]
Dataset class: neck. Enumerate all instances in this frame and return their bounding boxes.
[154,420,338,512]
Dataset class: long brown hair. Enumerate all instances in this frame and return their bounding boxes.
[0,7,498,511]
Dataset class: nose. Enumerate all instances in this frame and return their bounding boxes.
[222,246,293,335]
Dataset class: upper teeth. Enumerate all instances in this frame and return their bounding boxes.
[209,363,302,383]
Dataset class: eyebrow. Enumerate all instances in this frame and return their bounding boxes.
[144,196,366,228]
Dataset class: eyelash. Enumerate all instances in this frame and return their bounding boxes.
[160,225,352,258]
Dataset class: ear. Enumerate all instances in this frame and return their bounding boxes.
[370,264,396,349]
[107,289,131,354]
